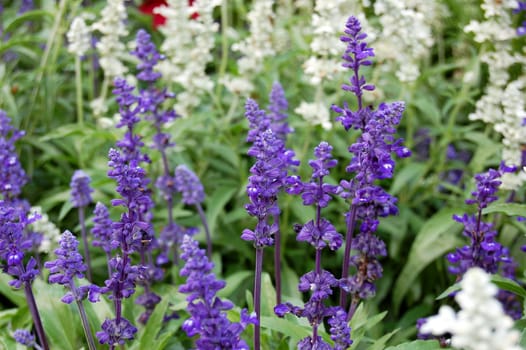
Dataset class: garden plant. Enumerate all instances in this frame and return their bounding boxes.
[0,0,526,349]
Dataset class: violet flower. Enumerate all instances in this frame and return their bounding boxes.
[131,29,182,269]
[276,142,351,348]
[179,235,256,349]
[91,202,118,277]
[514,1,526,36]
[243,97,298,349]
[13,329,38,349]
[447,164,522,319]
[45,230,98,350]
[0,110,28,201]
[0,111,49,350]
[174,164,212,257]
[70,170,94,281]
[267,82,294,305]
[332,16,410,318]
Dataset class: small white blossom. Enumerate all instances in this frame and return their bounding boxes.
[156,0,220,115]
[421,268,521,350]
[465,1,526,189]
[231,0,276,75]
[295,101,332,130]
[91,0,129,79]
[67,17,91,57]
[373,0,444,83]
[220,75,254,95]
[29,207,60,253]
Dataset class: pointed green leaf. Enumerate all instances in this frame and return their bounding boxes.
[482,203,526,217]
[392,208,463,314]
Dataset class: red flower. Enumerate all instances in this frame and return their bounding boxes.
[139,0,198,29]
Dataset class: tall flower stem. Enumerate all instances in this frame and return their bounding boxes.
[196,203,212,258]
[78,206,92,282]
[339,205,356,308]
[254,247,263,350]
[273,214,281,305]
[73,290,97,350]
[75,56,84,126]
[24,282,49,350]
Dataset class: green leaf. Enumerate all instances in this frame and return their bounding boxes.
[368,329,399,350]
[392,208,463,314]
[137,298,171,350]
[0,274,26,306]
[260,272,277,317]
[385,340,442,350]
[5,10,53,33]
[39,123,92,142]
[482,203,526,217]
[436,283,461,300]
[259,316,311,342]
[390,163,426,196]
[205,186,237,237]
[217,270,252,299]
[491,275,526,300]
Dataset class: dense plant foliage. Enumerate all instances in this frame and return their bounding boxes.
[0,0,526,349]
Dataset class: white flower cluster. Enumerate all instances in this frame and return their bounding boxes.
[373,0,443,82]
[421,267,521,350]
[156,0,220,115]
[303,0,358,86]
[294,101,332,130]
[91,0,129,79]
[232,0,276,76]
[29,206,61,253]
[67,16,91,57]
[465,0,526,189]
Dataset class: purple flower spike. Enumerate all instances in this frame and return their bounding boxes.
[447,165,521,319]
[13,329,35,347]
[268,82,292,140]
[334,16,410,315]
[45,230,87,285]
[179,235,255,349]
[91,202,118,254]
[131,29,163,82]
[174,165,205,205]
[329,308,353,350]
[0,110,27,200]
[96,318,137,346]
[70,170,93,208]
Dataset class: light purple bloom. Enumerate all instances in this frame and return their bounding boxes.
[70,170,93,208]
[174,165,205,205]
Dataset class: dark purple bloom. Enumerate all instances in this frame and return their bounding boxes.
[179,235,255,349]
[0,203,40,288]
[70,170,93,208]
[13,329,35,347]
[0,110,27,200]
[45,230,87,285]
[131,29,163,82]
[112,78,150,164]
[328,308,353,350]
[333,16,410,310]
[447,164,521,319]
[96,318,137,346]
[91,202,118,254]
[174,165,205,205]
[267,82,293,140]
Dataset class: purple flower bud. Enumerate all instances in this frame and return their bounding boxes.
[70,170,93,208]
[174,165,205,205]
[131,29,163,82]
[13,329,35,347]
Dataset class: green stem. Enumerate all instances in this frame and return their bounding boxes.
[75,56,84,126]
